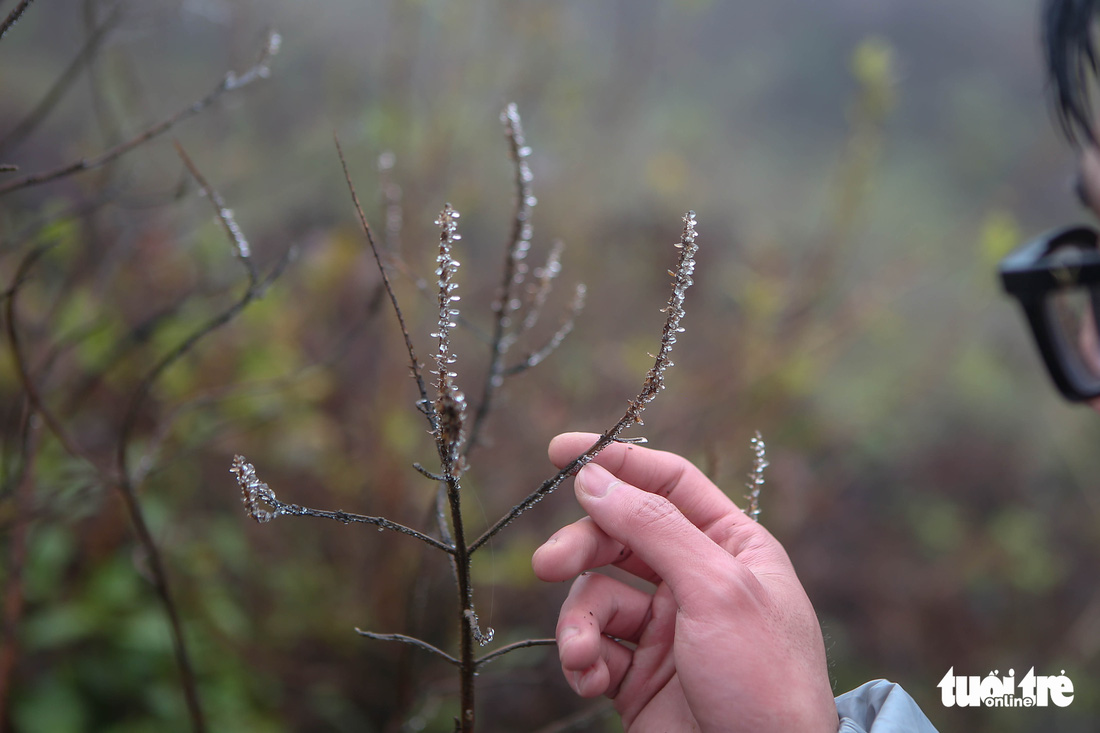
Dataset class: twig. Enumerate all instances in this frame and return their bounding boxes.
[353,630,461,667]
[0,0,36,42]
[474,638,555,668]
[173,141,258,287]
[229,455,454,554]
[470,211,699,553]
[0,30,281,197]
[335,136,433,422]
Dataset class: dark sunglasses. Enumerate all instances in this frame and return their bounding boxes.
[1000,225,1100,401]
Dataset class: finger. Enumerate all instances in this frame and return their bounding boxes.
[558,572,653,648]
[533,516,656,583]
[549,432,756,538]
[566,634,634,698]
[556,573,648,697]
[573,462,760,607]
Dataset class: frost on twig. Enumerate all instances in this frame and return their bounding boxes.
[229,455,453,552]
[744,431,767,522]
[470,211,700,552]
[231,454,280,522]
[432,204,468,474]
[628,210,699,425]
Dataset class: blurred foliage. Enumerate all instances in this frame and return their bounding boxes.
[2,1,1100,732]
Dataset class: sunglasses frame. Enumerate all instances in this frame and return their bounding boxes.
[1000,225,1100,402]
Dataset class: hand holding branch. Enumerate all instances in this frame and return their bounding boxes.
[532,433,838,733]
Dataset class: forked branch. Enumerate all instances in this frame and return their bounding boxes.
[470,211,699,553]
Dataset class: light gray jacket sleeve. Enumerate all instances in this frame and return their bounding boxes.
[835,679,939,732]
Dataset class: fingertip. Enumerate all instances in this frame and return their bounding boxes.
[548,431,602,467]
[531,536,560,579]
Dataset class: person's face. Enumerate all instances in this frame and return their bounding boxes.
[1072,146,1100,413]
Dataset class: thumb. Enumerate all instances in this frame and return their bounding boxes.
[574,462,740,602]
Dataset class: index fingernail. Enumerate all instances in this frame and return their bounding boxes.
[576,464,621,498]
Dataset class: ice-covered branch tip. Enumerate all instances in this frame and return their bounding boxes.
[627,210,698,425]
[469,211,700,552]
[231,454,278,523]
[499,102,535,322]
[229,454,454,551]
[744,431,767,522]
[432,204,467,468]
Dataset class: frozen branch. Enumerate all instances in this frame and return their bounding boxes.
[174,142,258,287]
[431,204,468,476]
[230,456,453,554]
[470,211,699,553]
[466,104,537,454]
[354,630,460,667]
[744,431,767,522]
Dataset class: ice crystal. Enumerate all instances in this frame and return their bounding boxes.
[432,204,467,467]
[231,454,278,523]
[744,431,767,522]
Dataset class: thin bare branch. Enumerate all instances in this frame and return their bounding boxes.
[470,211,699,553]
[0,30,281,197]
[474,638,555,668]
[353,630,461,667]
[335,136,433,421]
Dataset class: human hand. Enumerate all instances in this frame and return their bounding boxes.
[532,433,838,732]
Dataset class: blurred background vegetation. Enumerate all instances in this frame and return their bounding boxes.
[2,0,1100,731]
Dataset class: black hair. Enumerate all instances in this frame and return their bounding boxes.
[1045,0,1100,144]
